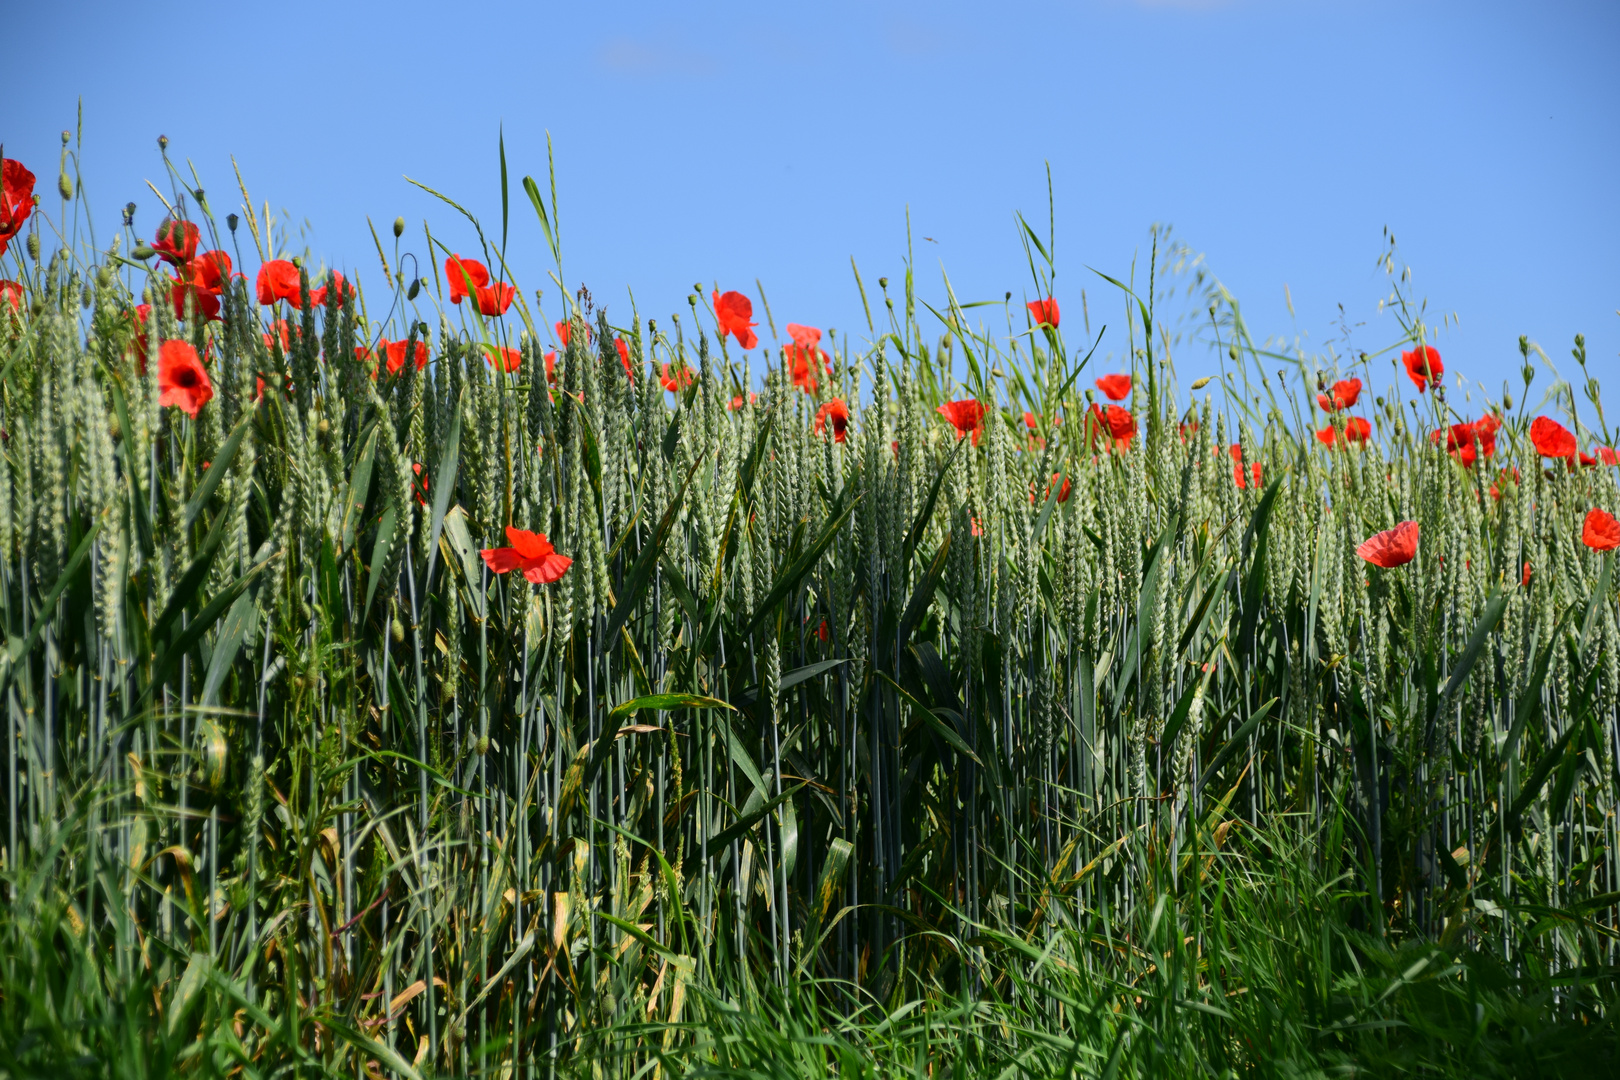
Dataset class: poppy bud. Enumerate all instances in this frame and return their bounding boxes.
[393,216,405,238]
[26,234,39,262]
[30,297,45,316]
[81,283,92,309]
[1502,391,1513,410]
[878,277,888,289]
[1190,376,1212,390]
[291,256,301,269]
[317,417,331,436]
[157,134,168,150]
[58,172,73,200]
[885,297,894,310]
[391,617,405,643]
[477,736,490,755]
[141,287,153,305]
[1522,364,1534,387]
[132,244,154,260]
[96,266,112,288]
[407,277,420,301]
[687,294,697,308]
[1005,291,1012,302]
[226,214,238,233]
[1228,344,1238,360]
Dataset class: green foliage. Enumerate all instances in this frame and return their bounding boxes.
[0,168,1616,1078]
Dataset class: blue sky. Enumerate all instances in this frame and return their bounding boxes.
[10,0,1618,407]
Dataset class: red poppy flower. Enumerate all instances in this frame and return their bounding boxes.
[157,340,214,418]
[1522,561,1532,586]
[544,351,557,382]
[1178,419,1199,442]
[0,160,35,258]
[1087,403,1136,450]
[486,344,523,373]
[1344,417,1371,443]
[660,362,694,393]
[479,526,573,584]
[1095,374,1131,401]
[554,319,593,347]
[1356,520,1419,568]
[1488,467,1520,502]
[381,338,429,375]
[1314,426,1339,447]
[615,337,634,381]
[184,250,234,294]
[1027,297,1059,328]
[1033,472,1071,503]
[1316,378,1362,412]
[1597,447,1620,466]
[474,281,515,316]
[1431,419,1496,466]
[1530,416,1577,460]
[256,259,301,305]
[938,399,987,446]
[1229,444,1262,489]
[0,279,22,311]
[729,392,757,411]
[891,439,900,459]
[264,320,297,353]
[714,290,759,350]
[783,323,827,393]
[816,619,830,644]
[1582,509,1620,552]
[125,303,152,371]
[815,398,850,443]
[151,218,200,265]
[1401,346,1443,392]
[308,272,353,308]
[411,463,430,507]
[169,279,221,322]
[445,255,489,304]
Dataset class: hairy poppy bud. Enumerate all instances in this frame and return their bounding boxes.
[1502,391,1513,410]
[141,287,153,305]
[1522,364,1534,387]
[123,202,136,227]
[393,216,405,238]
[132,244,154,260]
[406,277,420,302]
[317,417,331,436]
[226,214,238,233]
[58,171,73,200]
[80,283,92,309]
[157,134,168,150]
[1191,376,1212,390]
[26,234,39,262]
[476,736,490,755]
[1228,344,1238,361]
[391,617,405,643]
[96,266,112,288]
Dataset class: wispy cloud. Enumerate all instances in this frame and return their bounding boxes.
[597,36,716,78]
